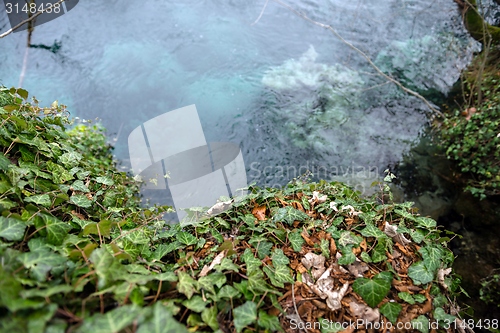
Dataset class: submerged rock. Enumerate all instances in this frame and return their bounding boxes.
[261,45,365,154]
[375,34,477,96]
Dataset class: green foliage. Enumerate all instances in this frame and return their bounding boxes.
[439,57,500,199]
[0,86,465,332]
[0,87,175,332]
[480,270,500,307]
[352,272,392,308]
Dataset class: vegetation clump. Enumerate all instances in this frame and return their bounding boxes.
[0,87,466,332]
[439,50,500,199]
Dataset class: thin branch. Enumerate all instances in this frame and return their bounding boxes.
[270,0,444,118]
[0,0,66,39]
[251,0,269,26]
[291,280,309,333]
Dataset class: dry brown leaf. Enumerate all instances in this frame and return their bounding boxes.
[291,201,305,212]
[347,260,369,277]
[301,229,316,247]
[71,210,86,220]
[330,238,337,255]
[309,191,327,204]
[349,300,380,323]
[252,204,267,221]
[207,199,233,216]
[199,250,226,277]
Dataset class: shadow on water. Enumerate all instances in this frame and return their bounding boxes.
[395,127,500,328]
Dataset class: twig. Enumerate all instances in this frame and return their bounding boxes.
[269,0,444,118]
[291,280,309,332]
[0,0,66,39]
[251,0,269,26]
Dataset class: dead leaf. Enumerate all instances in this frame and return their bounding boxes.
[199,250,226,277]
[347,260,369,277]
[437,267,452,290]
[349,300,380,323]
[207,199,233,216]
[341,205,361,216]
[301,252,326,279]
[252,205,267,221]
[309,191,327,204]
[384,222,411,245]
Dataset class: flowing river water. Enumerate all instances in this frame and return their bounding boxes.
[1,0,498,324]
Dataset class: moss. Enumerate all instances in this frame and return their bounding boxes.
[463,0,500,45]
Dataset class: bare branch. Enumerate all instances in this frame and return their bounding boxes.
[270,0,444,117]
[0,0,66,39]
[251,0,270,26]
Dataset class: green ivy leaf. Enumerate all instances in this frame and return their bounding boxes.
[71,180,90,193]
[47,161,73,183]
[177,271,197,299]
[233,301,257,333]
[258,310,283,332]
[249,236,273,259]
[217,285,241,299]
[176,232,197,246]
[352,272,392,308]
[18,248,66,282]
[59,151,82,168]
[24,194,51,207]
[289,230,304,252]
[152,242,182,260]
[198,272,226,295]
[182,296,208,313]
[95,176,115,186]
[264,264,294,288]
[21,285,73,299]
[41,214,72,246]
[70,194,92,208]
[413,294,427,303]
[137,302,188,333]
[201,306,219,331]
[272,206,309,225]
[360,223,385,238]
[410,229,425,244]
[371,238,390,263]
[75,305,140,333]
[271,248,290,266]
[89,247,126,289]
[433,307,456,328]
[338,246,356,265]
[360,252,372,263]
[338,231,362,247]
[83,220,113,237]
[398,291,415,305]
[320,238,330,259]
[419,245,442,273]
[0,216,27,241]
[214,258,240,273]
[408,261,434,285]
[415,217,436,229]
[380,302,402,324]
[411,315,429,333]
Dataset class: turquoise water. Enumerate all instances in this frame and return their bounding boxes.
[0,0,477,195]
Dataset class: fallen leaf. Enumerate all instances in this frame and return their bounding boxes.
[252,205,267,221]
[349,300,380,323]
[309,191,327,204]
[207,199,233,216]
[199,250,226,277]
